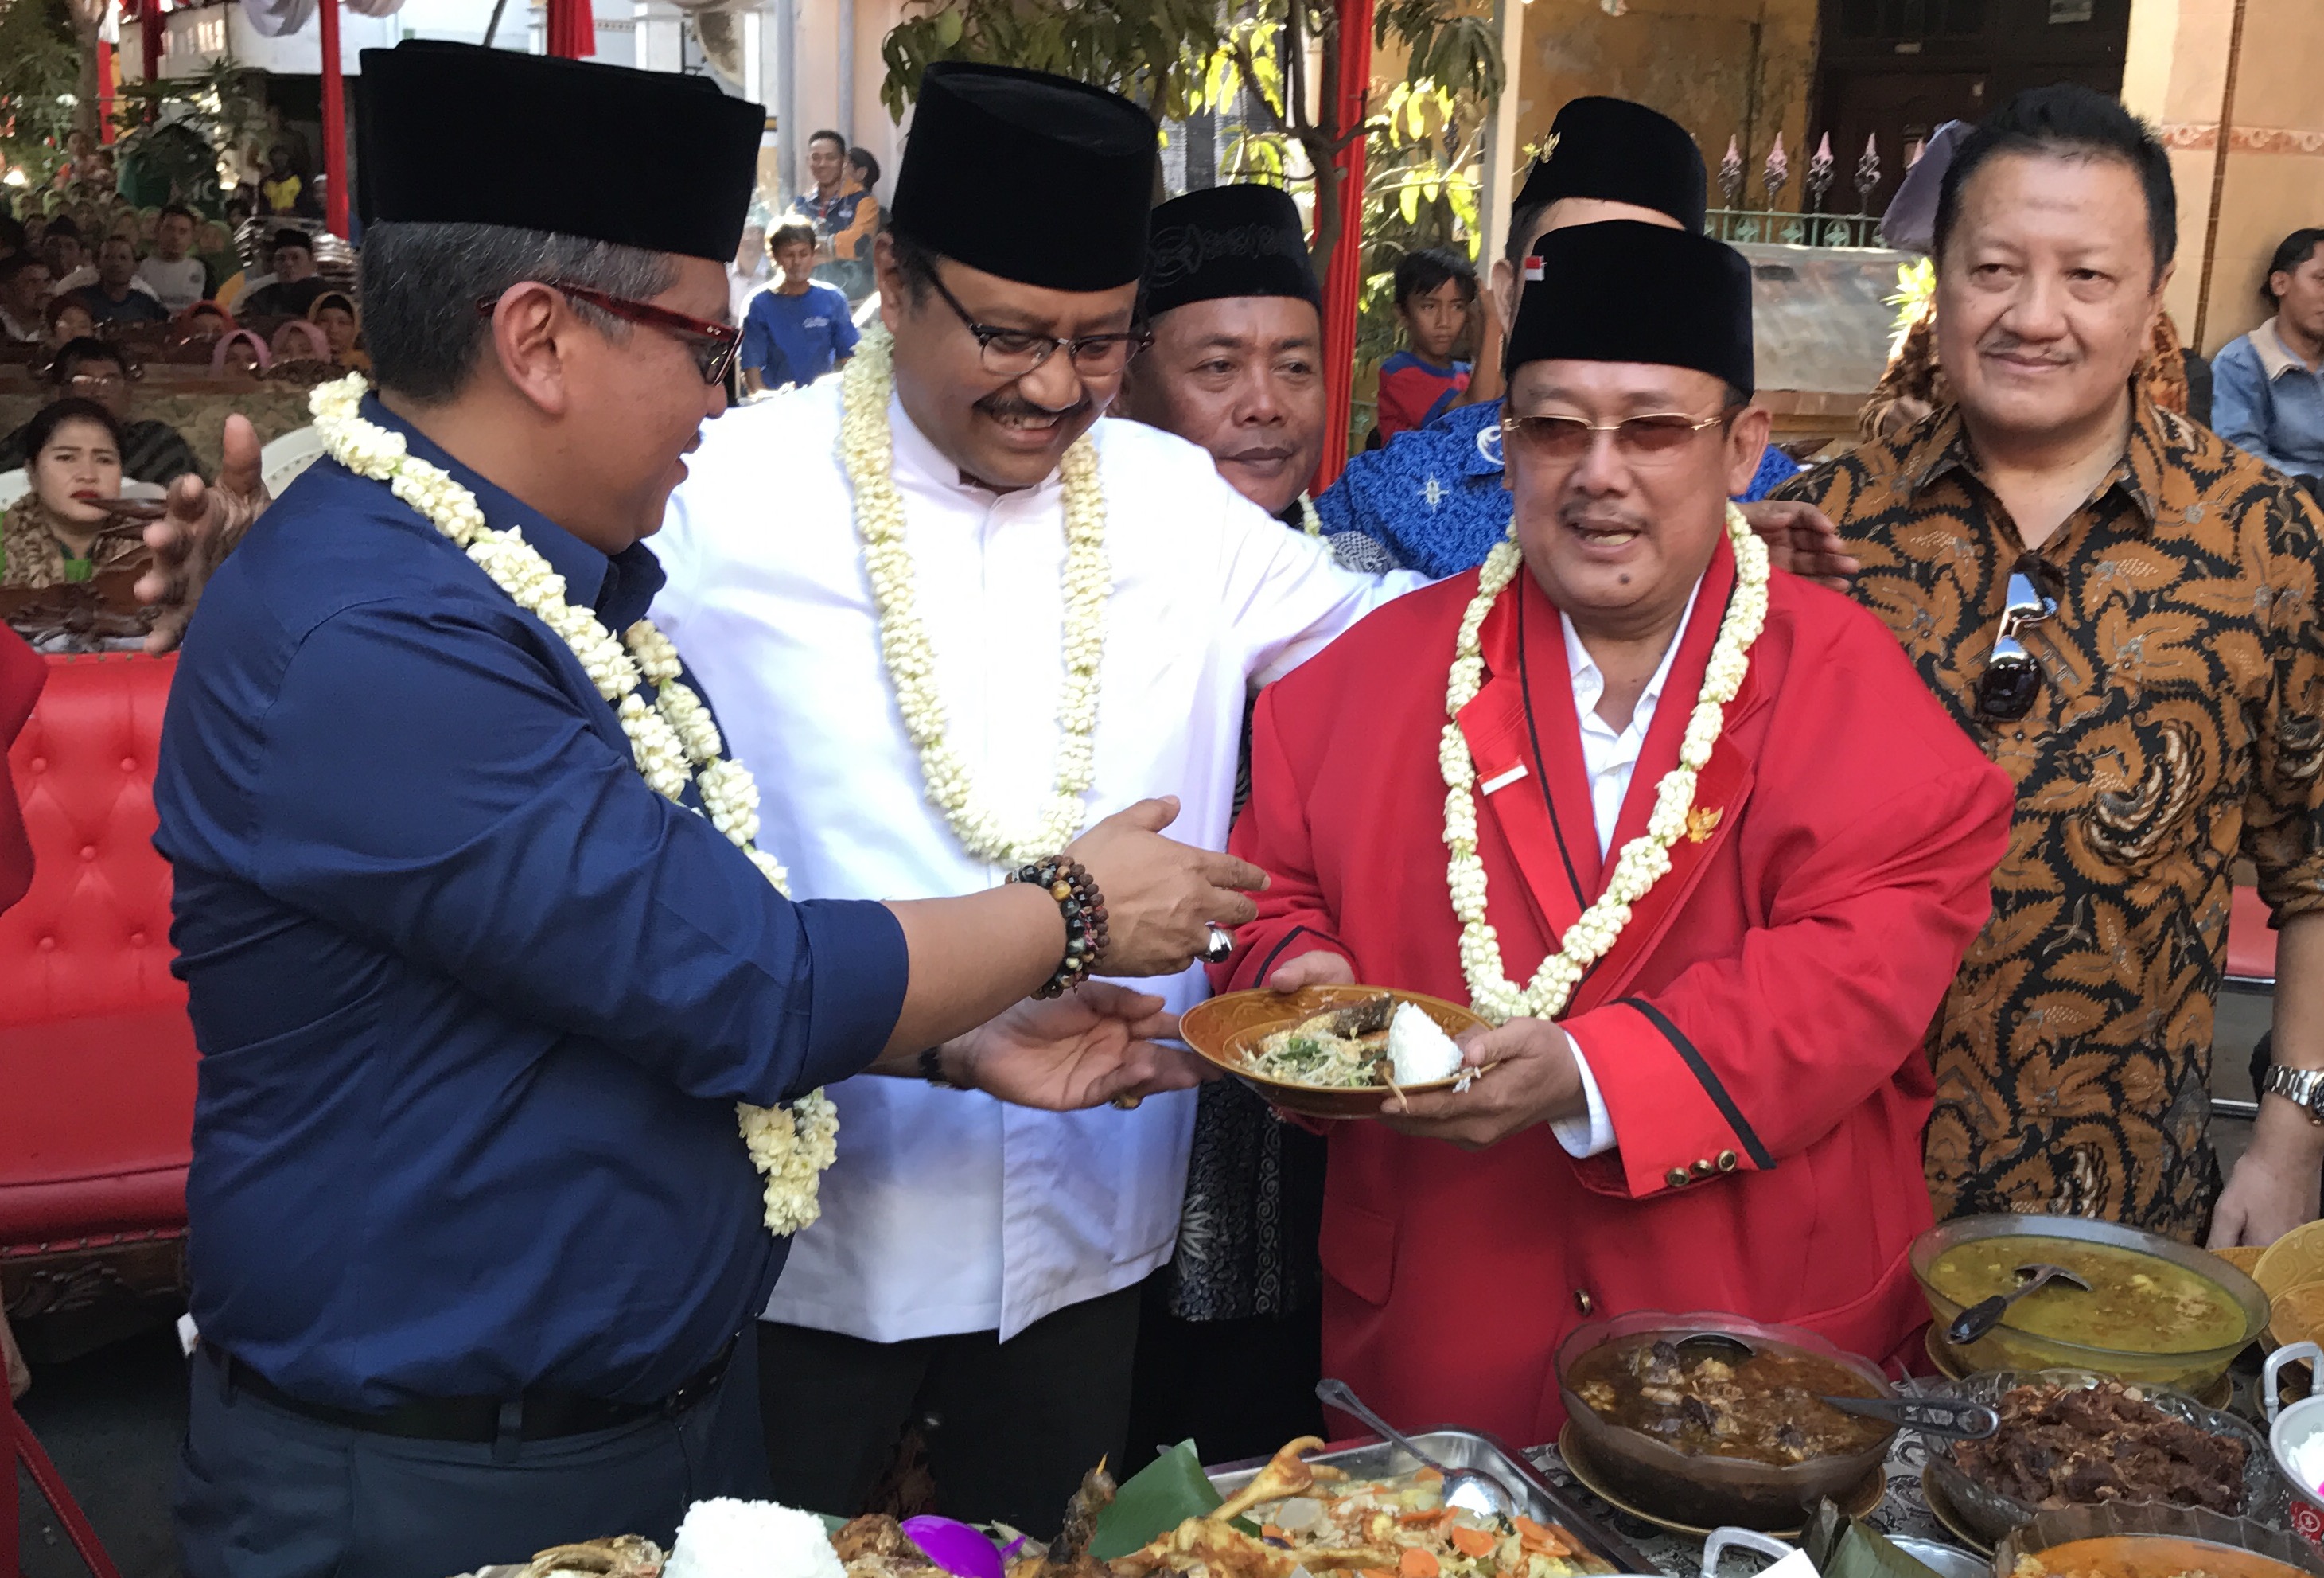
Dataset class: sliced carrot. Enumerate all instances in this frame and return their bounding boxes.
[1396,1508,1456,1530]
[1401,1549,1442,1578]
[1262,1527,1286,1543]
[1449,1528,1498,1558]
[1512,1519,1571,1558]
[1412,1467,1445,1484]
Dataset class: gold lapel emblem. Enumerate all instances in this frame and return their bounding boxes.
[1685,806,1723,844]
[1539,132,1559,162]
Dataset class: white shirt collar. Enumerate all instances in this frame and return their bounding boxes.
[1561,574,1706,737]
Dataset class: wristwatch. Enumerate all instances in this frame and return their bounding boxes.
[2261,1063,2324,1124]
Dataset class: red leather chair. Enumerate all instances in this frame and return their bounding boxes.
[0,651,196,1339]
[2227,883,2279,996]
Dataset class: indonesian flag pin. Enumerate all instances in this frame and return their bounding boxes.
[1523,256,1545,282]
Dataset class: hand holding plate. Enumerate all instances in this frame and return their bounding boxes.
[1380,1015,1584,1150]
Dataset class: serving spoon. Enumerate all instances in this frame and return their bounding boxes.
[1314,1377,1521,1518]
[1660,1334,1999,1440]
[1946,1262,2092,1346]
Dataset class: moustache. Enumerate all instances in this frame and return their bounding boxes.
[975,390,1093,424]
[1979,334,2076,365]
[1558,501,1652,535]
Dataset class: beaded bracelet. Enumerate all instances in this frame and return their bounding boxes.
[1007,856,1109,999]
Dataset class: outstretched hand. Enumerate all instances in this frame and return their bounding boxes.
[953,981,1210,1111]
[138,414,269,654]
[1734,497,1858,591]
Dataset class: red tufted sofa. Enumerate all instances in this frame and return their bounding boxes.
[0,651,195,1352]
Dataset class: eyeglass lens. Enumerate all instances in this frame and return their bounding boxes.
[1505,415,1713,462]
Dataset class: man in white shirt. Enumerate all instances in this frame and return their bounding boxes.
[137,204,212,314]
[728,221,770,323]
[650,63,1423,1531]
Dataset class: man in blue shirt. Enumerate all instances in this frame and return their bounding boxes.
[742,216,859,392]
[1314,97,1800,575]
[151,43,1259,1578]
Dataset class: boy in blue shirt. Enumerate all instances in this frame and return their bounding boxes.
[742,217,859,392]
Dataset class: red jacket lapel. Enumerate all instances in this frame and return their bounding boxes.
[1453,584,1602,953]
[1571,537,1763,1013]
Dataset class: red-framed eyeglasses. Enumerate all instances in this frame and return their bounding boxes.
[473,282,742,386]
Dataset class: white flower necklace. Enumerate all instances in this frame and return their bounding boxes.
[1442,504,1770,1025]
[306,374,839,1238]
[1297,493,1322,536]
[838,327,1110,867]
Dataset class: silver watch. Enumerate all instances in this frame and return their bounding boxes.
[2262,1064,2324,1124]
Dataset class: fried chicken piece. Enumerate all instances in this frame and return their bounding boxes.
[524,1536,667,1578]
[1213,1436,1328,1525]
[1049,1458,1119,1566]
[1109,1517,1299,1578]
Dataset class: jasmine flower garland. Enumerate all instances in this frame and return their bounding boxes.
[1441,504,1770,1024]
[839,327,1111,867]
[307,373,838,1237]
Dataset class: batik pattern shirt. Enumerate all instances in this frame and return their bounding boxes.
[1774,398,2324,1239]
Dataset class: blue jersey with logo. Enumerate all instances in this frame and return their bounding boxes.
[741,280,861,388]
[1313,397,1801,576]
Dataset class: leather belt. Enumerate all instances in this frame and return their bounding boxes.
[204,1338,734,1444]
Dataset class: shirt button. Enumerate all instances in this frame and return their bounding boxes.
[1691,1159,1715,1177]
[120,756,137,772]
[79,844,97,862]
[1665,1167,1690,1190]
[1716,1150,1739,1171]
[25,757,42,773]
[1575,1289,1596,1316]
[37,935,55,952]
[2184,504,2204,524]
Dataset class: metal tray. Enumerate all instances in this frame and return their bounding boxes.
[1205,1428,1660,1577]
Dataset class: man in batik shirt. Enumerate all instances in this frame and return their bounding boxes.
[1777,86,2324,1247]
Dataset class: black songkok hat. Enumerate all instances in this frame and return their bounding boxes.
[1514,97,1708,233]
[1505,220,1754,394]
[356,41,764,263]
[891,63,1157,292]
[1143,184,1321,318]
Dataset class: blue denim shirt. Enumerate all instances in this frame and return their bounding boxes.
[1313,396,1802,576]
[154,398,909,1410]
[2213,318,2324,479]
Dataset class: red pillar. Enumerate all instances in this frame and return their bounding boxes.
[1314,0,1374,489]
[319,0,348,236]
[97,39,116,144]
[141,0,164,99]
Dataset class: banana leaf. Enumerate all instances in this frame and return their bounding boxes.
[1800,1500,1944,1578]
[1088,1440,1224,1562]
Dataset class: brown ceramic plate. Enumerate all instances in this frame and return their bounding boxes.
[1178,985,1489,1119]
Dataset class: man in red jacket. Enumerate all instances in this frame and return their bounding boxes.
[1219,220,2015,1447]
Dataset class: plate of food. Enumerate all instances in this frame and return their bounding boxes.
[1177,986,1489,1119]
[1108,1433,1653,1578]
[1995,1502,2324,1578]
[1913,1369,2284,1549]
[1551,1311,1898,1533]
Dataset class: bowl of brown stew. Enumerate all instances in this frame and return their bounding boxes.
[1555,1311,1898,1531]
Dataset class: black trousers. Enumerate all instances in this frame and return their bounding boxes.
[1120,1278,1324,1476]
[756,1284,1140,1535]
[174,1339,769,1578]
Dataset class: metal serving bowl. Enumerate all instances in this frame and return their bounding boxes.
[1994,1502,2324,1578]
[1910,1368,2287,1549]
[1555,1311,1897,1533]
[1909,1214,2268,1396]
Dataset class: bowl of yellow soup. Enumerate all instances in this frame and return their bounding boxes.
[1910,1214,2268,1394]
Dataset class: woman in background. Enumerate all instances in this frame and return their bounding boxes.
[210,329,270,379]
[0,398,135,588]
[308,290,367,370]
